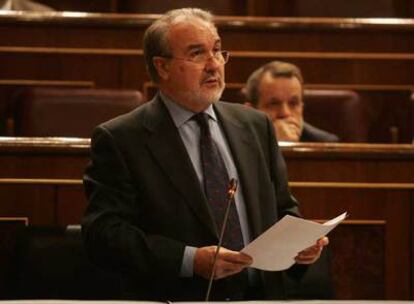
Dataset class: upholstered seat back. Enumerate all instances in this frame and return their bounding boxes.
[14,88,143,137]
[303,90,366,142]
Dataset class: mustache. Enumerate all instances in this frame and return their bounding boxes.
[201,73,223,84]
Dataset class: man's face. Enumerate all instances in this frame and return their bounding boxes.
[256,73,304,121]
[157,18,225,112]
[256,73,304,141]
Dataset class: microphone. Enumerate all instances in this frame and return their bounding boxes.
[205,178,238,302]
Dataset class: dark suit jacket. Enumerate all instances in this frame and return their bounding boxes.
[300,122,339,143]
[82,95,300,301]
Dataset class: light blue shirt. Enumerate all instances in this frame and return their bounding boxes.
[160,92,252,277]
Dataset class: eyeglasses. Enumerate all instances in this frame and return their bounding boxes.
[162,50,230,65]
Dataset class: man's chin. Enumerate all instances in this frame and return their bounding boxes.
[201,87,224,104]
[178,87,224,111]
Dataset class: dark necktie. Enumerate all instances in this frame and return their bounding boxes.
[193,112,244,251]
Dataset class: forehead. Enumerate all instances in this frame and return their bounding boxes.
[259,73,302,99]
[167,18,220,51]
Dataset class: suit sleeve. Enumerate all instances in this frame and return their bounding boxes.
[265,115,301,218]
[263,116,310,279]
[81,126,185,280]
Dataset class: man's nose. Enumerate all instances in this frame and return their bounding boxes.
[204,54,221,70]
[277,103,291,118]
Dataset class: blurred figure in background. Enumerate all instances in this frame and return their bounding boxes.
[244,61,339,142]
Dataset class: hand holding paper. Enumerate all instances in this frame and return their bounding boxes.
[295,236,329,265]
[241,212,347,271]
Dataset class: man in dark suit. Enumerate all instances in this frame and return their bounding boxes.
[82,8,328,301]
[244,61,339,143]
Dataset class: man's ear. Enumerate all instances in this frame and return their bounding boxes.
[153,57,170,81]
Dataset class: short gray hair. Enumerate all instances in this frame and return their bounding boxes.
[244,61,304,106]
[143,8,215,83]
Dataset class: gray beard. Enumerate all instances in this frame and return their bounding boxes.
[188,84,225,106]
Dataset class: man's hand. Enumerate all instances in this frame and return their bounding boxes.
[194,246,252,280]
[295,237,329,264]
[273,117,303,142]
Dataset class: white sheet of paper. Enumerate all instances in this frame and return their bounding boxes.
[241,212,347,271]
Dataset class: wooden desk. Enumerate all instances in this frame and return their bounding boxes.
[0,138,413,300]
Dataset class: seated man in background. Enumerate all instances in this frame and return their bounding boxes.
[244,61,339,142]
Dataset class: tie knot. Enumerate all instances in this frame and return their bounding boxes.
[192,112,210,130]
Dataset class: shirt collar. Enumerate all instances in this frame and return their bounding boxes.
[160,92,217,128]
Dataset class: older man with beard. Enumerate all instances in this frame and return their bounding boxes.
[82,8,327,302]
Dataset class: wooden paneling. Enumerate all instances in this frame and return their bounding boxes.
[0,138,88,227]
[37,0,116,13]
[283,144,414,299]
[292,0,396,18]
[56,185,87,226]
[0,185,55,225]
[225,55,414,85]
[292,187,411,298]
[281,143,414,299]
[35,0,414,18]
[1,12,413,139]
[1,13,414,82]
[328,223,385,299]
[116,0,248,15]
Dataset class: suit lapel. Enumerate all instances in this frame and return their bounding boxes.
[214,103,263,239]
[143,97,218,238]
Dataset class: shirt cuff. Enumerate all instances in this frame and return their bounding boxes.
[179,246,197,277]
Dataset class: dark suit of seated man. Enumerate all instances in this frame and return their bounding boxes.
[82,8,328,302]
[244,61,339,143]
